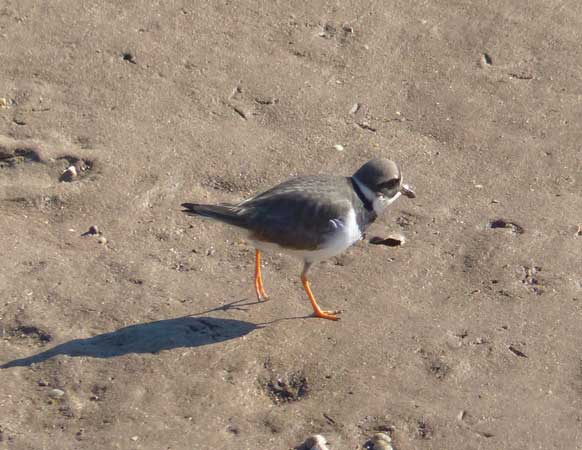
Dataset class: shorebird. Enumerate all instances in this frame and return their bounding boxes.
[182,158,415,320]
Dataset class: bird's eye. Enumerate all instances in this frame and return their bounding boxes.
[379,178,400,190]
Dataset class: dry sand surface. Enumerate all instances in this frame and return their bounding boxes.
[1,1,581,449]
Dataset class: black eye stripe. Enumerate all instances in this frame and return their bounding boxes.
[378,178,400,190]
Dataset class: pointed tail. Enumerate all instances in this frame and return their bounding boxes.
[181,203,248,228]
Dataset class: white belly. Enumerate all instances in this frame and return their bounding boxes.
[250,207,362,263]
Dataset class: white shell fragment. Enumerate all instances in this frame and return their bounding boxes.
[302,434,330,450]
[369,233,406,247]
[60,165,78,182]
[48,388,65,399]
[370,432,393,450]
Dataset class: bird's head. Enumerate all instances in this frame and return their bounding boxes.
[352,158,416,214]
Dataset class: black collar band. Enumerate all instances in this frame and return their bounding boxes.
[350,177,374,212]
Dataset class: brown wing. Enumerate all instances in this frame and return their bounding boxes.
[240,176,353,250]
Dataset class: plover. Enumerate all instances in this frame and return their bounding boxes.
[182,158,415,320]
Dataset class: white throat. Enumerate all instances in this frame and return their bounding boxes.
[353,176,402,215]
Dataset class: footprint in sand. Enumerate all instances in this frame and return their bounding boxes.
[0,135,98,207]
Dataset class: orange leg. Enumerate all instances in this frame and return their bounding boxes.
[301,263,342,321]
[254,249,269,301]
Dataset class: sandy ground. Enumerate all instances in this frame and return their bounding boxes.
[1,1,581,449]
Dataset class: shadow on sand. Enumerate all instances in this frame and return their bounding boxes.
[1,315,258,369]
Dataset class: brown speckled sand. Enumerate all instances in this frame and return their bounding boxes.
[1,1,581,449]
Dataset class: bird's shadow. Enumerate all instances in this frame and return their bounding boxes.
[0,298,310,369]
[0,314,259,369]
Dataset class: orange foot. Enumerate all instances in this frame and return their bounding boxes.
[301,275,342,321]
[313,309,343,321]
[254,249,269,302]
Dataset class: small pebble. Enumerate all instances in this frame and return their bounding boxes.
[88,225,99,235]
[480,53,493,66]
[121,52,137,64]
[508,345,528,358]
[445,332,464,349]
[457,410,466,421]
[0,98,7,108]
[302,434,329,450]
[97,236,107,245]
[48,388,65,398]
[349,103,361,114]
[233,105,251,119]
[487,218,524,234]
[319,23,336,38]
[206,247,215,256]
[334,144,344,152]
[342,23,354,33]
[130,436,139,441]
[13,115,26,125]
[370,432,393,450]
[255,96,277,105]
[357,121,377,132]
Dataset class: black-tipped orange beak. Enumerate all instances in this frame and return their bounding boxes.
[401,184,416,198]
